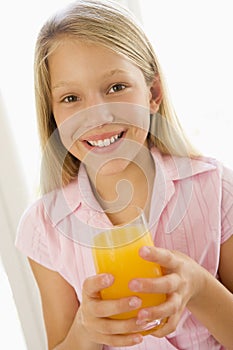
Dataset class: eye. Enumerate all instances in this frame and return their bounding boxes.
[108,83,126,94]
[62,95,80,103]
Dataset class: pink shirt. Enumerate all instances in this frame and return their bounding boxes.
[16,147,233,349]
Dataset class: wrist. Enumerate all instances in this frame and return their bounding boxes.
[54,310,103,350]
[187,264,208,309]
[74,311,103,350]
[186,267,233,348]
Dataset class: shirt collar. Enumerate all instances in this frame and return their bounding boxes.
[43,147,217,228]
[151,147,216,181]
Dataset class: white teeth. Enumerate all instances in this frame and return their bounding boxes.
[104,139,110,146]
[87,133,122,147]
[97,140,104,147]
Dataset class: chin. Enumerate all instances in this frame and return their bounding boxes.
[97,159,131,176]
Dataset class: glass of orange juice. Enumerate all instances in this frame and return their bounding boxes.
[91,206,167,334]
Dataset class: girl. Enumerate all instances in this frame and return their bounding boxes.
[16,0,233,349]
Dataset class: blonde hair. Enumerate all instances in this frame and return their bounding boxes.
[34,0,199,193]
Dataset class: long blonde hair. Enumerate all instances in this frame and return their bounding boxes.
[34,0,199,193]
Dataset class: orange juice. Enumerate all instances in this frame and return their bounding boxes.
[92,225,166,331]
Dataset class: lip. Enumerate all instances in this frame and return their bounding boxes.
[82,130,126,152]
[82,129,125,142]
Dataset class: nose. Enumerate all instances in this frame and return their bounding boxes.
[68,100,115,144]
[85,92,105,109]
[81,90,114,126]
[82,102,114,128]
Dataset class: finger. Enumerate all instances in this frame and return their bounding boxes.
[149,313,181,338]
[136,293,182,326]
[129,273,180,294]
[83,274,114,298]
[89,295,142,318]
[89,313,147,335]
[95,332,143,347]
[128,273,180,294]
[139,246,179,270]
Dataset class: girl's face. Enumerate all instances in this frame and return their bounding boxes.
[49,38,156,176]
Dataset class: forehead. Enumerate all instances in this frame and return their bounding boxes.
[48,36,128,64]
[48,37,144,85]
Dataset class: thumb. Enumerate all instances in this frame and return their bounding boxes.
[82,273,114,299]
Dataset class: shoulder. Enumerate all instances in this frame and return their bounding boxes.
[220,165,233,240]
[15,195,54,269]
[196,158,233,243]
[15,194,53,253]
[221,164,233,189]
[17,196,46,232]
[15,179,80,267]
[18,176,81,229]
[151,147,224,181]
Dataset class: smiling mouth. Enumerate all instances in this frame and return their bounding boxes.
[86,131,124,148]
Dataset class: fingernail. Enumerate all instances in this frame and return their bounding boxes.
[101,274,114,287]
[129,280,142,292]
[129,297,142,308]
[140,246,151,257]
[137,309,150,321]
[136,318,147,326]
[133,335,143,344]
[136,309,154,326]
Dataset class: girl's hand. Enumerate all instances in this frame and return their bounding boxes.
[77,273,145,347]
[129,246,205,338]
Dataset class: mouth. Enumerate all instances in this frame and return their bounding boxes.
[85,131,124,148]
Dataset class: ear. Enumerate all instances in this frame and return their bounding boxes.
[149,75,163,114]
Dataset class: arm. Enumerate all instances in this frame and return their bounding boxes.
[187,235,233,348]
[129,240,233,349]
[187,262,233,349]
[28,259,144,350]
[218,235,233,292]
[28,258,102,350]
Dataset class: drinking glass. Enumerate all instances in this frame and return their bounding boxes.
[91,206,167,334]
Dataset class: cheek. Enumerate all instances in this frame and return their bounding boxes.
[52,103,64,124]
[127,101,150,143]
[68,141,87,162]
[129,127,148,146]
[55,113,85,154]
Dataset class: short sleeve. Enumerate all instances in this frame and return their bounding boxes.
[221,166,233,243]
[15,199,56,271]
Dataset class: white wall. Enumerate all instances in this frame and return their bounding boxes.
[0,96,46,349]
[140,0,233,169]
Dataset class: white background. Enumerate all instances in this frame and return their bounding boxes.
[0,0,233,348]
[141,0,233,169]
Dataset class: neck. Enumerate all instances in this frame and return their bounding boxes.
[86,146,155,223]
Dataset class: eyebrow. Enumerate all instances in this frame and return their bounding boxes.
[52,69,129,90]
[52,81,74,90]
